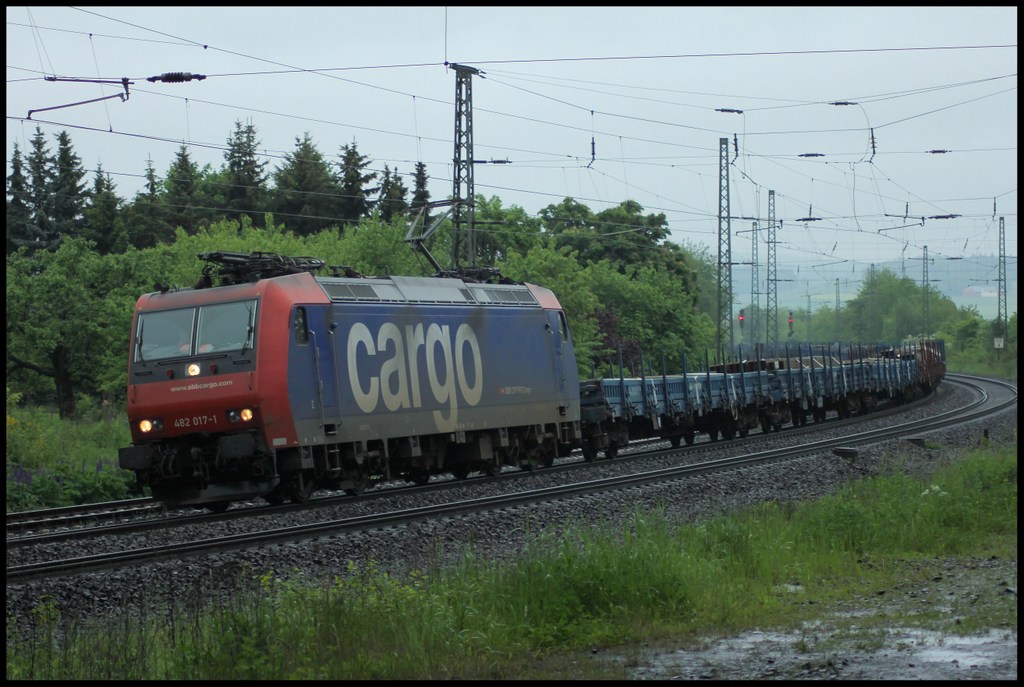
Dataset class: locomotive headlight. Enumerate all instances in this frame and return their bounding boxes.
[227,408,255,423]
[187,363,201,377]
[138,418,163,433]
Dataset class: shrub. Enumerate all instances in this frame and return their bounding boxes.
[6,400,135,512]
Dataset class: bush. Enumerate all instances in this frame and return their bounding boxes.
[6,397,135,512]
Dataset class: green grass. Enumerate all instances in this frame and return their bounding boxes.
[7,445,1016,680]
[946,353,1017,383]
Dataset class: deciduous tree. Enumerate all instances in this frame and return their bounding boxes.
[6,238,143,417]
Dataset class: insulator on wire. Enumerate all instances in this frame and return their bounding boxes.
[147,72,207,83]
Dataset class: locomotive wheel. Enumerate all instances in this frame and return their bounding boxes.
[264,491,286,506]
[288,470,315,504]
[604,444,619,460]
[205,501,231,513]
[451,463,471,480]
[582,443,598,462]
[344,472,366,496]
[668,435,682,448]
[412,472,431,486]
[683,431,696,446]
[541,439,557,468]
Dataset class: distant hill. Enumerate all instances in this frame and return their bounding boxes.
[731,256,1017,320]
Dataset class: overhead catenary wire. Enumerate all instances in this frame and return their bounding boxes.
[7,9,1015,272]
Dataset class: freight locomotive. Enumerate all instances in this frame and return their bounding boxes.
[117,251,946,510]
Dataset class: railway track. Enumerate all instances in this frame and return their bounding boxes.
[5,376,948,543]
[7,374,1014,584]
[5,497,163,534]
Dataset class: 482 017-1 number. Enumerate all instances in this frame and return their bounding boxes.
[173,414,217,428]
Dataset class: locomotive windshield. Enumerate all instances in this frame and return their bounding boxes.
[135,299,257,362]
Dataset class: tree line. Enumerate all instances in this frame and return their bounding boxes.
[7,122,430,256]
[6,126,1015,419]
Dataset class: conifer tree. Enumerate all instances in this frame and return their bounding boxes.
[272,132,343,236]
[224,119,268,227]
[377,164,409,224]
[123,157,173,248]
[25,126,60,250]
[409,160,432,226]
[81,164,123,254]
[6,142,33,254]
[337,140,378,228]
[163,145,205,235]
[51,130,88,240]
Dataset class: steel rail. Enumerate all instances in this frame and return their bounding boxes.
[7,375,1013,584]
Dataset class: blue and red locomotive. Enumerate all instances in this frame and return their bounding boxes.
[118,252,583,508]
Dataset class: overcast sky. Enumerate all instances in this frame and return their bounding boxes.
[6,6,1017,297]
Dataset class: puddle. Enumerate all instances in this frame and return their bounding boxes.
[908,628,1015,668]
[621,626,1017,680]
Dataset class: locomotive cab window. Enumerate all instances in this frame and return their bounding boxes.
[135,307,196,361]
[135,299,257,362]
[196,300,257,354]
[293,307,309,345]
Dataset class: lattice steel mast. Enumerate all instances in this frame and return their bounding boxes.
[450,63,480,268]
[750,221,759,346]
[766,190,778,347]
[717,137,733,355]
[997,217,1008,342]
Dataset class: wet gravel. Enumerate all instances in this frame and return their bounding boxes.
[6,382,1018,679]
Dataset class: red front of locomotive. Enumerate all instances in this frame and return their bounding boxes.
[117,272,328,507]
